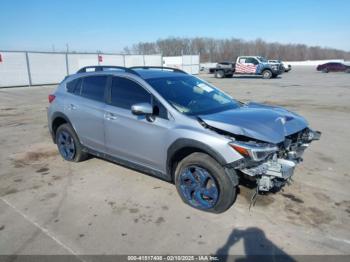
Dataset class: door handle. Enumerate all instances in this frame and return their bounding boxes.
[104,112,117,120]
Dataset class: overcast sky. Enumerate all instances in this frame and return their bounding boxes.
[1,0,349,52]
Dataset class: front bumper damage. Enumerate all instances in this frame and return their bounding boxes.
[241,157,296,191]
[237,129,321,192]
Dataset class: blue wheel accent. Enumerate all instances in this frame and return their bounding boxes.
[179,165,219,209]
[57,130,75,160]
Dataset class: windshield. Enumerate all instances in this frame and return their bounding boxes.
[147,76,241,115]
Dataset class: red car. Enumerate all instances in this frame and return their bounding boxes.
[316,62,350,73]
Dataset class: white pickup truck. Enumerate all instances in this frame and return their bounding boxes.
[211,56,284,79]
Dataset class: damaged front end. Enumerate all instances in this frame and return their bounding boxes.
[230,128,321,192]
[197,101,321,198]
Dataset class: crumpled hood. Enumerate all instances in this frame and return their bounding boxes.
[199,102,308,144]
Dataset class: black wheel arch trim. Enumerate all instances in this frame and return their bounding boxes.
[166,138,227,180]
[50,112,78,142]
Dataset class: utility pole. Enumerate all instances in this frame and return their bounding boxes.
[66,43,69,53]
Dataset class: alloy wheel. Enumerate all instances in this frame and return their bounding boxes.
[179,165,219,209]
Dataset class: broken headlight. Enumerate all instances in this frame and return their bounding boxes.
[230,141,278,161]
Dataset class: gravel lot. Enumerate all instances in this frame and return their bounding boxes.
[0,67,350,259]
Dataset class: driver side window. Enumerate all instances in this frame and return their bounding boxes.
[245,58,259,65]
[111,77,151,110]
[110,77,168,119]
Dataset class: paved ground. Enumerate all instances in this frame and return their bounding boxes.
[0,67,350,259]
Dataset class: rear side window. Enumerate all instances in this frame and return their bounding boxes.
[66,78,82,94]
[110,77,151,110]
[81,76,107,102]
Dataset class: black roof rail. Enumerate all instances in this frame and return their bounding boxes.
[77,65,140,76]
[130,66,188,74]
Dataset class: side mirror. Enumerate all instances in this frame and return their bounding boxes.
[131,103,153,116]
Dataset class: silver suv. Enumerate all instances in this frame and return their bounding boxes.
[47,66,320,213]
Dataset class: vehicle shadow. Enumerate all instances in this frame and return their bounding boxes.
[215,227,295,262]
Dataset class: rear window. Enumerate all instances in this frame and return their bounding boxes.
[80,76,107,102]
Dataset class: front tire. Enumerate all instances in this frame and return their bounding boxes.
[55,124,88,162]
[262,69,272,79]
[174,152,237,213]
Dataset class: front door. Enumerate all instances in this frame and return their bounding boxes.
[104,76,171,173]
[236,57,258,74]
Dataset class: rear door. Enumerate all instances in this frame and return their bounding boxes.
[104,76,171,173]
[64,75,108,152]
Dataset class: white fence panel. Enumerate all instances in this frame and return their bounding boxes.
[191,65,199,74]
[163,55,200,74]
[99,54,124,66]
[163,56,182,66]
[182,55,200,74]
[124,55,144,67]
[191,55,200,65]
[0,52,166,87]
[144,55,162,66]
[182,65,192,74]
[68,54,98,74]
[182,55,192,65]
[162,56,183,70]
[28,53,67,85]
[0,52,29,87]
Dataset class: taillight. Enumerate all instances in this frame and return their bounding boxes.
[48,94,56,103]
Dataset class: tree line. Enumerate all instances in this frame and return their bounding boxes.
[123,37,350,62]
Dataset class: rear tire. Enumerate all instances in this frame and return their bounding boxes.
[262,70,272,79]
[55,124,88,162]
[215,70,225,78]
[174,152,237,213]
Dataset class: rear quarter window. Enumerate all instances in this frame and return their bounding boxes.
[80,76,108,102]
